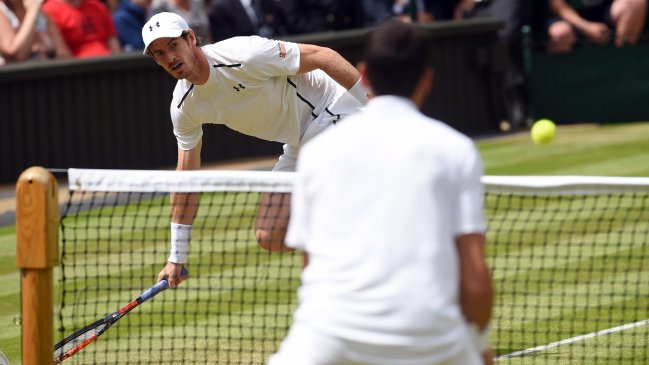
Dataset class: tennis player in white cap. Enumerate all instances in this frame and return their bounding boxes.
[141,12,368,287]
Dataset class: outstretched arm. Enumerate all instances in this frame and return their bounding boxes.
[171,142,202,224]
[158,141,202,288]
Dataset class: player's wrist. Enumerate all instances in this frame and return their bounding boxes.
[169,222,192,264]
[468,323,491,352]
[348,77,370,105]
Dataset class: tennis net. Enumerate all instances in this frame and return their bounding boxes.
[54,170,649,364]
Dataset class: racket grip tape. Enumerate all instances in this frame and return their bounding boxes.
[141,267,188,301]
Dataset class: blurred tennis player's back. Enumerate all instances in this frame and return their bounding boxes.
[269,19,495,365]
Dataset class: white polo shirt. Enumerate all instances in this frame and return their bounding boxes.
[286,95,486,361]
[170,36,344,151]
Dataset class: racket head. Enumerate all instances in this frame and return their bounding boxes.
[0,350,10,365]
[54,320,113,363]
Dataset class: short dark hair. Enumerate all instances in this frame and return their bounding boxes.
[181,31,201,47]
[364,19,430,97]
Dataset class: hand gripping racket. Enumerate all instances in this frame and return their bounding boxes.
[53,267,188,364]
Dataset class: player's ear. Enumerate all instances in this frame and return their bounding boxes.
[188,29,198,46]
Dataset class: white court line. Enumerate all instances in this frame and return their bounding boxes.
[496,318,649,360]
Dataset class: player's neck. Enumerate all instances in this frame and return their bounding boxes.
[186,48,210,85]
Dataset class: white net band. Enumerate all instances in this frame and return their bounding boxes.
[68,169,649,195]
[67,168,295,193]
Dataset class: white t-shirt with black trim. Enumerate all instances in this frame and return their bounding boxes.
[170,36,344,151]
[286,95,486,362]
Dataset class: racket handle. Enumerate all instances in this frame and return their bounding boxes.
[141,267,188,301]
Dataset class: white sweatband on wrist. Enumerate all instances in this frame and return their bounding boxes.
[468,323,491,352]
[169,223,192,264]
[348,77,371,105]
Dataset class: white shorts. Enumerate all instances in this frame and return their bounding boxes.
[273,91,364,172]
[267,322,483,365]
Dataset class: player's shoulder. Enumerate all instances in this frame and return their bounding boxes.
[208,36,295,59]
[171,79,193,97]
[207,36,276,53]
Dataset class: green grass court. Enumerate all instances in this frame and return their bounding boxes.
[2,122,649,364]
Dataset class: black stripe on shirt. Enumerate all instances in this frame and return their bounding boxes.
[287,78,318,118]
[324,107,341,124]
[177,84,195,109]
[177,64,242,108]
[213,63,242,68]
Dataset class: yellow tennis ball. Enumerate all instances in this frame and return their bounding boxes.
[531,119,556,145]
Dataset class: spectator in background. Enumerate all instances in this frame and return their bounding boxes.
[455,0,532,131]
[208,0,289,42]
[278,0,365,35]
[113,0,151,51]
[150,0,212,43]
[391,0,457,23]
[362,0,394,25]
[422,0,457,21]
[546,0,647,53]
[43,0,121,58]
[0,0,70,64]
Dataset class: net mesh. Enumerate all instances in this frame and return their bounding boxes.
[56,170,649,364]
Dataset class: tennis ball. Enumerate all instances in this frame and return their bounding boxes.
[531,119,556,145]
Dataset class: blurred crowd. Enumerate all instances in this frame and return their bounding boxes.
[0,0,646,129]
[1,0,647,65]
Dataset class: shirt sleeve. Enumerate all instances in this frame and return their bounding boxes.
[171,104,203,151]
[455,142,487,236]
[229,36,301,80]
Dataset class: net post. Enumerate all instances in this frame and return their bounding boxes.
[16,166,59,365]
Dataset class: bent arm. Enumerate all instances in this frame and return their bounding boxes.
[456,233,493,330]
[171,141,202,225]
[297,43,360,89]
[0,0,43,62]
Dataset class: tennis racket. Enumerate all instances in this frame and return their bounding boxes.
[53,267,188,364]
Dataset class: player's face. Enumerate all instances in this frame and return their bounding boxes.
[149,34,198,80]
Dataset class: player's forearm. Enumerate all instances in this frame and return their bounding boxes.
[172,142,202,224]
[170,192,200,224]
[169,192,197,264]
[457,234,493,330]
[460,277,493,330]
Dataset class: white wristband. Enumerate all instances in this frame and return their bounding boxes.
[348,77,371,105]
[169,223,192,264]
[468,323,491,352]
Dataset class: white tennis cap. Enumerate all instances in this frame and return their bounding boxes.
[142,12,189,54]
